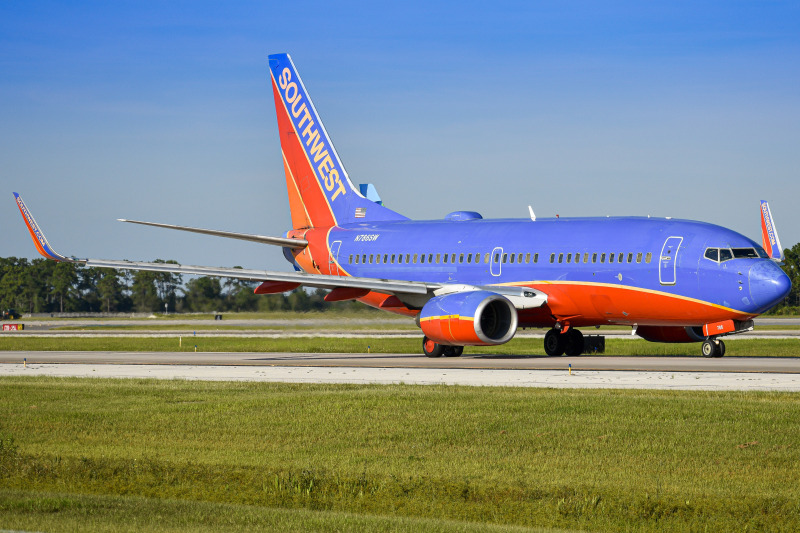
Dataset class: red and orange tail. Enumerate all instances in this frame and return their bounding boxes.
[268,53,407,230]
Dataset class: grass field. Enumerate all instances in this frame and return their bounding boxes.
[1,377,799,531]
[1,335,799,357]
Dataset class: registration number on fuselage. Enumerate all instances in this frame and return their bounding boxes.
[354,234,380,242]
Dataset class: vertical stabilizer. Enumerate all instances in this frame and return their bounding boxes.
[760,200,784,262]
[268,53,407,229]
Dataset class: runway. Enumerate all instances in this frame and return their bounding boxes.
[2,351,799,391]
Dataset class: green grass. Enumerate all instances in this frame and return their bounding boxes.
[1,378,799,531]
[0,489,551,533]
[1,335,799,356]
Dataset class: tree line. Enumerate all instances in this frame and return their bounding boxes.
[1,244,799,315]
[0,257,366,314]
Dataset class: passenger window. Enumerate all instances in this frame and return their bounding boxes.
[583,252,589,263]
[627,253,633,263]
[391,254,396,263]
[484,253,490,263]
[428,254,433,263]
[355,255,360,264]
[533,253,539,263]
[719,248,733,262]
[399,254,404,264]
[550,253,555,263]
[451,253,456,263]
[436,253,441,263]
[636,252,642,263]
[645,252,652,263]
[558,253,564,263]
[369,254,373,263]
[704,248,719,262]
[383,254,388,263]
[592,253,597,263]
[609,253,615,263]
[510,253,516,264]
[459,253,464,263]
[362,254,367,264]
[349,254,353,264]
[443,254,448,264]
[618,253,623,263]
[413,253,418,264]
[601,253,606,263]
[466,253,472,263]
[406,254,410,263]
[502,253,508,263]
[420,254,425,264]
[525,253,530,263]
[517,253,523,263]
[566,253,572,263]
[494,253,499,263]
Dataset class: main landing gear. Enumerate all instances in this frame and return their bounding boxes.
[702,338,726,358]
[422,336,464,358]
[544,328,584,356]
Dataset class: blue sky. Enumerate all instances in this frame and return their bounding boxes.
[2,1,799,271]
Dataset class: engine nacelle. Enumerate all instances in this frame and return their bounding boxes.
[419,290,518,346]
[636,325,705,343]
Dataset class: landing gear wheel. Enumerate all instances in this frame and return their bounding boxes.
[443,346,464,357]
[564,329,584,356]
[544,329,565,356]
[422,336,444,358]
[701,339,721,358]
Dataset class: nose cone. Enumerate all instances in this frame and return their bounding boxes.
[749,261,791,312]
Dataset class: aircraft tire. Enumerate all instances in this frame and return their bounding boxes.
[444,346,464,357]
[544,329,565,356]
[717,340,726,358]
[423,336,444,358]
[564,329,584,356]
[701,339,717,358]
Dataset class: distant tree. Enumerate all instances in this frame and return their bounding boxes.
[183,276,223,312]
[130,270,160,312]
[50,261,78,313]
[96,268,125,313]
[152,260,182,313]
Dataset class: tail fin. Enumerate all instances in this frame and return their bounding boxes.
[760,200,784,262]
[268,53,407,229]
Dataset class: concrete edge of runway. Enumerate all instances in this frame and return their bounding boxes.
[2,362,799,392]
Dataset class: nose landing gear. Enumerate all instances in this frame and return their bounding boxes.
[702,338,726,358]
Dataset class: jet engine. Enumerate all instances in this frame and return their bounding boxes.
[418,290,517,346]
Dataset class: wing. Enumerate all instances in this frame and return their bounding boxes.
[116,218,307,249]
[13,193,547,309]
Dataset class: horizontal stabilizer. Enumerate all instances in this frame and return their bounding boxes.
[118,219,308,248]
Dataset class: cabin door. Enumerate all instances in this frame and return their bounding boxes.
[659,236,683,285]
[490,247,503,277]
[329,240,342,276]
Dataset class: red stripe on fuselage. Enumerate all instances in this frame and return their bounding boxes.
[510,281,753,328]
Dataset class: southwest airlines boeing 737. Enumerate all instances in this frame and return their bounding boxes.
[14,53,791,358]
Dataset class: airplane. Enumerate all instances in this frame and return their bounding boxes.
[14,52,791,358]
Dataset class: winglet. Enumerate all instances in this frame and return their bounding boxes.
[760,200,784,262]
[13,193,70,261]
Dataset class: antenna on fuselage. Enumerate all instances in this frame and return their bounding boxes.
[528,205,536,221]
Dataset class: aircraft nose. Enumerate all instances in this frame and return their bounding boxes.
[749,261,791,312]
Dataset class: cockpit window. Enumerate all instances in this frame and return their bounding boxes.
[755,246,769,258]
[732,248,759,259]
[704,248,719,262]
[719,248,733,262]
